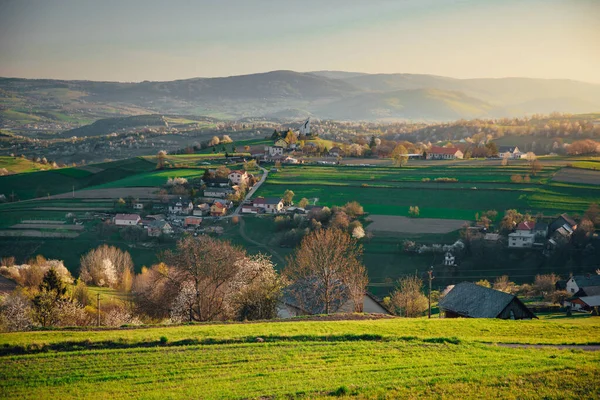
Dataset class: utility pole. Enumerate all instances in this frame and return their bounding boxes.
[427,266,434,319]
[97,293,100,327]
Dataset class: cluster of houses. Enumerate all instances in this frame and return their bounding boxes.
[507,213,578,250]
[561,274,600,313]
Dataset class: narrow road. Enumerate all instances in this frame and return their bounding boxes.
[231,166,269,217]
[238,217,286,267]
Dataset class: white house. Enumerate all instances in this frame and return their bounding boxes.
[168,198,193,215]
[264,146,284,157]
[565,275,600,295]
[508,221,536,248]
[228,170,249,185]
[132,201,144,210]
[498,146,521,159]
[252,197,284,214]
[443,251,456,266]
[426,146,464,160]
[114,213,141,226]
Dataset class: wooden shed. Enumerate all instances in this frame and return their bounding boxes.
[439,282,536,320]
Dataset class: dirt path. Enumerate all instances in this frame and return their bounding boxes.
[238,217,286,267]
[491,343,600,351]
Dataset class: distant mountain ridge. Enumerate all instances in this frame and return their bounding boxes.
[1,70,599,124]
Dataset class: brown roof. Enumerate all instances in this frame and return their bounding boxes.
[516,221,535,231]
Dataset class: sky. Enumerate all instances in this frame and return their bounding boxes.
[0,0,599,83]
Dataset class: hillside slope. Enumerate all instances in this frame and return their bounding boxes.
[1,317,599,399]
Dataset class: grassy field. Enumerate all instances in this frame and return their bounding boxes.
[0,317,598,399]
[255,162,600,219]
[0,157,157,200]
[0,156,55,174]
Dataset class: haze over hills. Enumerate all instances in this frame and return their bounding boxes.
[1,70,599,127]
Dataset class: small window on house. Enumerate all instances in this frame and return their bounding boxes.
[571,288,575,293]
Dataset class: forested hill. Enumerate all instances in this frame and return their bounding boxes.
[1,71,600,124]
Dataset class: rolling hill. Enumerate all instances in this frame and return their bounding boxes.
[1,71,599,124]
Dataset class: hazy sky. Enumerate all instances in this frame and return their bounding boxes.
[1,0,599,82]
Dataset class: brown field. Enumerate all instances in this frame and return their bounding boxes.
[553,167,600,185]
[367,215,468,234]
[47,187,160,199]
[11,223,84,230]
[0,230,79,238]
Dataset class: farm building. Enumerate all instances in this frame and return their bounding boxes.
[438,282,536,319]
[329,147,344,157]
[265,146,284,157]
[241,205,262,214]
[205,178,231,188]
[565,295,600,312]
[277,292,391,319]
[426,146,463,160]
[253,197,284,214]
[274,138,289,148]
[114,213,141,226]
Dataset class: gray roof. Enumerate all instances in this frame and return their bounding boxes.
[578,295,600,307]
[534,222,548,230]
[498,146,518,153]
[572,275,600,287]
[438,282,532,318]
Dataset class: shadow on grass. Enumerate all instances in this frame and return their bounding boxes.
[0,334,462,356]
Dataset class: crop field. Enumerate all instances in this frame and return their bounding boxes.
[0,317,598,399]
[367,215,468,234]
[255,163,600,219]
[0,157,156,200]
[553,167,600,184]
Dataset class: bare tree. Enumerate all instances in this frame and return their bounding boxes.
[284,229,368,314]
[161,236,246,321]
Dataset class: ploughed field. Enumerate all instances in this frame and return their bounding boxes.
[0,316,599,399]
[256,163,600,220]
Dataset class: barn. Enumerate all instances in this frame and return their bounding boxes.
[439,282,536,319]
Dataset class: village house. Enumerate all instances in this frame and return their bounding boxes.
[498,146,522,159]
[204,187,234,199]
[274,138,289,149]
[549,213,578,233]
[210,202,228,217]
[508,221,536,248]
[443,251,456,266]
[132,201,144,210]
[168,198,193,215]
[264,146,284,157]
[114,213,141,226]
[193,203,210,216]
[252,197,284,214]
[147,220,173,237]
[438,282,536,319]
[565,274,600,296]
[228,170,249,185]
[205,178,231,188]
[328,146,343,157]
[184,216,202,227]
[426,146,464,160]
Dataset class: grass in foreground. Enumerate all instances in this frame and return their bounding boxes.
[0,317,599,399]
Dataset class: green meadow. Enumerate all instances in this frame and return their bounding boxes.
[0,317,598,399]
[256,163,600,219]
